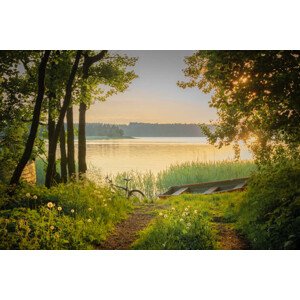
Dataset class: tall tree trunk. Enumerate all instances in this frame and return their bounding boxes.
[78,102,87,177]
[78,50,107,177]
[45,51,82,188]
[10,50,51,186]
[67,106,76,178]
[59,120,68,183]
[48,98,56,180]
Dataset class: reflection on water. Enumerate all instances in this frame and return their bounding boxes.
[76,137,252,175]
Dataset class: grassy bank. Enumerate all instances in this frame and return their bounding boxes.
[114,160,256,198]
[0,181,133,249]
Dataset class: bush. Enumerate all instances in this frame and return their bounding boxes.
[133,203,215,250]
[238,158,300,249]
[0,181,133,249]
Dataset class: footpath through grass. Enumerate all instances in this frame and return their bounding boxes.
[132,192,248,250]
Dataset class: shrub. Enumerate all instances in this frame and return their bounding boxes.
[238,158,300,249]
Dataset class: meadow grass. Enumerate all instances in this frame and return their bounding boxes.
[133,192,245,250]
[0,181,133,249]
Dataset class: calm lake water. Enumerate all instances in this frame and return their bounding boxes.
[77,137,252,175]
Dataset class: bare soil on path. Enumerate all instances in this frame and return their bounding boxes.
[212,217,249,250]
[98,204,165,250]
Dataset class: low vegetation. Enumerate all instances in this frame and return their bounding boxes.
[0,181,133,249]
[113,160,255,198]
[237,159,300,249]
[133,192,245,250]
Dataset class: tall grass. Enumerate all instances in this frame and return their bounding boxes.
[113,160,256,199]
[36,159,256,199]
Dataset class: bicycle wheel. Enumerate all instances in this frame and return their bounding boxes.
[128,189,145,202]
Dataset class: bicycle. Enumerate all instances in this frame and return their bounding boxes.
[105,176,145,201]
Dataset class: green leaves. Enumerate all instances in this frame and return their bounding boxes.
[179,50,300,163]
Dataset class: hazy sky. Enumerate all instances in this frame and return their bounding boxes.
[75,50,217,124]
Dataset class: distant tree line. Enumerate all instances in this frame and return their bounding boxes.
[119,123,213,137]
[79,123,124,137]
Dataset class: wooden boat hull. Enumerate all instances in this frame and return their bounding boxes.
[158,177,249,199]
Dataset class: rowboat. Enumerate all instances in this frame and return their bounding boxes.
[158,177,249,199]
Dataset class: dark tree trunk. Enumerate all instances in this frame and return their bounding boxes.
[10,50,51,186]
[48,99,56,179]
[59,120,68,182]
[78,50,107,177]
[45,51,82,188]
[78,102,87,176]
[67,106,76,178]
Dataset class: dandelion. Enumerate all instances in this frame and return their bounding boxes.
[159,212,163,216]
[26,193,31,198]
[71,209,75,214]
[47,202,54,209]
[87,219,92,223]
[164,214,168,219]
[50,225,55,230]
[57,206,62,211]
[33,195,38,200]
[194,210,198,214]
[88,207,92,211]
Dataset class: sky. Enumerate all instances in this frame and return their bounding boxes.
[75,50,217,124]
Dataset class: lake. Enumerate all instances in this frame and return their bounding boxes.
[78,137,252,175]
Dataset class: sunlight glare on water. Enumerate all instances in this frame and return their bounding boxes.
[78,137,252,175]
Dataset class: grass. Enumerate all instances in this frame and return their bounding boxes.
[113,160,256,199]
[133,192,245,250]
[0,180,133,249]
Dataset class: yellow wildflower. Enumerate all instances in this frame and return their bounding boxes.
[47,202,54,209]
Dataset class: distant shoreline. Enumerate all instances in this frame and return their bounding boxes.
[84,136,135,140]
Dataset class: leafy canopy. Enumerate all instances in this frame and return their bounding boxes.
[179,50,300,162]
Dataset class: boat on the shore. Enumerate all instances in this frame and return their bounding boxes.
[158,177,249,199]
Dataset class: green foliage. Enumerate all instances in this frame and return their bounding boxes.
[132,204,215,250]
[0,181,132,249]
[179,50,300,163]
[237,158,300,249]
[133,192,245,250]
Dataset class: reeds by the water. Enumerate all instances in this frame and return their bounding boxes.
[114,160,256,199]
[36,159,256,199]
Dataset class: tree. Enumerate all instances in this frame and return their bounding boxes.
[10,51,51,185]
[179,50,300,163]
[78,50,108,175]
[45,51,82,188]
[77,51,137,176]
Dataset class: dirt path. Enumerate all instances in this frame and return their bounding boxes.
[212,217,249,250]
[98,204,162,250]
